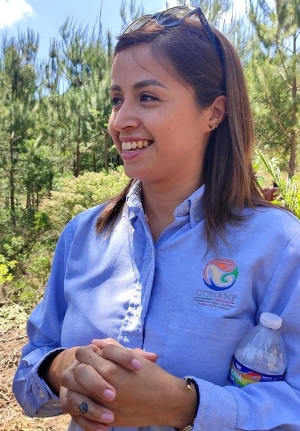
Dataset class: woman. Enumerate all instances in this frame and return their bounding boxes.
[13,6,300,431]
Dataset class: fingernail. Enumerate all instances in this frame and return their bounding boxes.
[132,358,142,370]
[103,389,115,400]
[101,412,114,423]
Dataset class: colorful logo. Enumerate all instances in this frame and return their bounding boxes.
[203,259,238,291]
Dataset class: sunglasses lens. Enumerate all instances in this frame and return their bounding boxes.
[124,15,152,34]
[157,6,191,25]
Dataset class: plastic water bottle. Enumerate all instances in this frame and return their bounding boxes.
[228,312,287,388]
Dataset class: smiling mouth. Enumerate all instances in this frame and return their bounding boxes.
[121,140,153,152]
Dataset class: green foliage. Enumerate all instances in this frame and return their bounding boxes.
[5,240,56,306]
[0,234,24,265]
[3,168,128,308]
[257,149,300,218]
[0,9,136,310]
[41,167,129,235]
[0,303,28,331]
[0,12,116,231]
[0,254,17,285]
[247,0,300,177]
[33,211,51,230]
[1,0,298,312]
[120,0,145,30]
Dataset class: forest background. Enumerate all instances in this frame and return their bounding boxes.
[2,0,299,305]
[0,0,299,428]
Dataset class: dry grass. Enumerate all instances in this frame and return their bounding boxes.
[0,309,70,430]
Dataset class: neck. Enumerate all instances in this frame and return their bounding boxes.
[141,178,202,241]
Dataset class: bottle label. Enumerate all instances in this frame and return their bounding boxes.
[228,355,285,388]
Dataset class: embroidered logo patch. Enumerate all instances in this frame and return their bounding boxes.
[203,259,238,291]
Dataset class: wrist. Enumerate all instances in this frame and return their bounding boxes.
[38,347,77,395]
[177,378,199,431]
[171,377,199,430]
[38,350,65,395]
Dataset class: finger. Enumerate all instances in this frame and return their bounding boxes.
[92,338,123,349]
[87,343,101,352]
[75,346,129,376]
[132,349,158,363]
[66,359,80,372]
[61,362,116,402]
[74,363,116,402]
[61,363,94,396]
[96,344,143,371]
[61,389,114,424]
[91,340,158,363]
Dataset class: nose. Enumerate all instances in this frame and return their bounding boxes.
[110,102,140,132]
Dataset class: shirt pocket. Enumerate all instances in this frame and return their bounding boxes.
[160,312,251,386]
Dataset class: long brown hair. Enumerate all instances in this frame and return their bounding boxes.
[96,19,271,246]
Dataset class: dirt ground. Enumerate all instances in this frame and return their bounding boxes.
[0,315,70,430]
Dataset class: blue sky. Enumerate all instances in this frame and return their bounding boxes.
[0,0,249,60]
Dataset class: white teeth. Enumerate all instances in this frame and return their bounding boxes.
[122,140,151,151]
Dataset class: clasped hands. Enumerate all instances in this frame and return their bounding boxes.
[59,339,195,431]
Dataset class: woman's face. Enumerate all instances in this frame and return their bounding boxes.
[109,44,212,190]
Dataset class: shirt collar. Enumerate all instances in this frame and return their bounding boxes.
[126,181,143,220]
[174,184,205,226]
[126,180,205,226]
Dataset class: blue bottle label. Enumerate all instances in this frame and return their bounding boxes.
[228,355,285,388]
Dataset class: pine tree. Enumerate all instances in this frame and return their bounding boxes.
[247,0,300,177]
[0,30,39,224]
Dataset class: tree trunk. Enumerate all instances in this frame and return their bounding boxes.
[48,174,53,197]
[9,133,16,226]
[93,151,96,172]
[75,117,81,177]
[26,189,31,210]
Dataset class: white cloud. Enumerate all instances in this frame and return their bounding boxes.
[0,0,34,29]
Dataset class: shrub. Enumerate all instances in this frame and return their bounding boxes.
[256,150,300,218]
[3,168,129,308]
[40,167,129,235]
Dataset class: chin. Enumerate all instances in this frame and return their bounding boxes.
[123,165,147,181]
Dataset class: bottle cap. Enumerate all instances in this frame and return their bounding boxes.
[260,312,282,329]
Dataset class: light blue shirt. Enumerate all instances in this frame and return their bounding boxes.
[13,182,300,430]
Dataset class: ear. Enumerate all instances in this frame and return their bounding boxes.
[207,96,227,130]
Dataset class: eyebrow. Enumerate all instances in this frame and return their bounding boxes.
[110,79,169,92]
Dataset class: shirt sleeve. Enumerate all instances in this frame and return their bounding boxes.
[192,232,300,431]
[12,220,74,418]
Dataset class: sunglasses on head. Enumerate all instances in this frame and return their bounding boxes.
[123,6,222,62]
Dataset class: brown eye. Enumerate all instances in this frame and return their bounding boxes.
[111,96,123,106]
[140,94,158,102]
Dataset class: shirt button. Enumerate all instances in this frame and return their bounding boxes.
[195,216,200,222]
[39,389,45,398]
